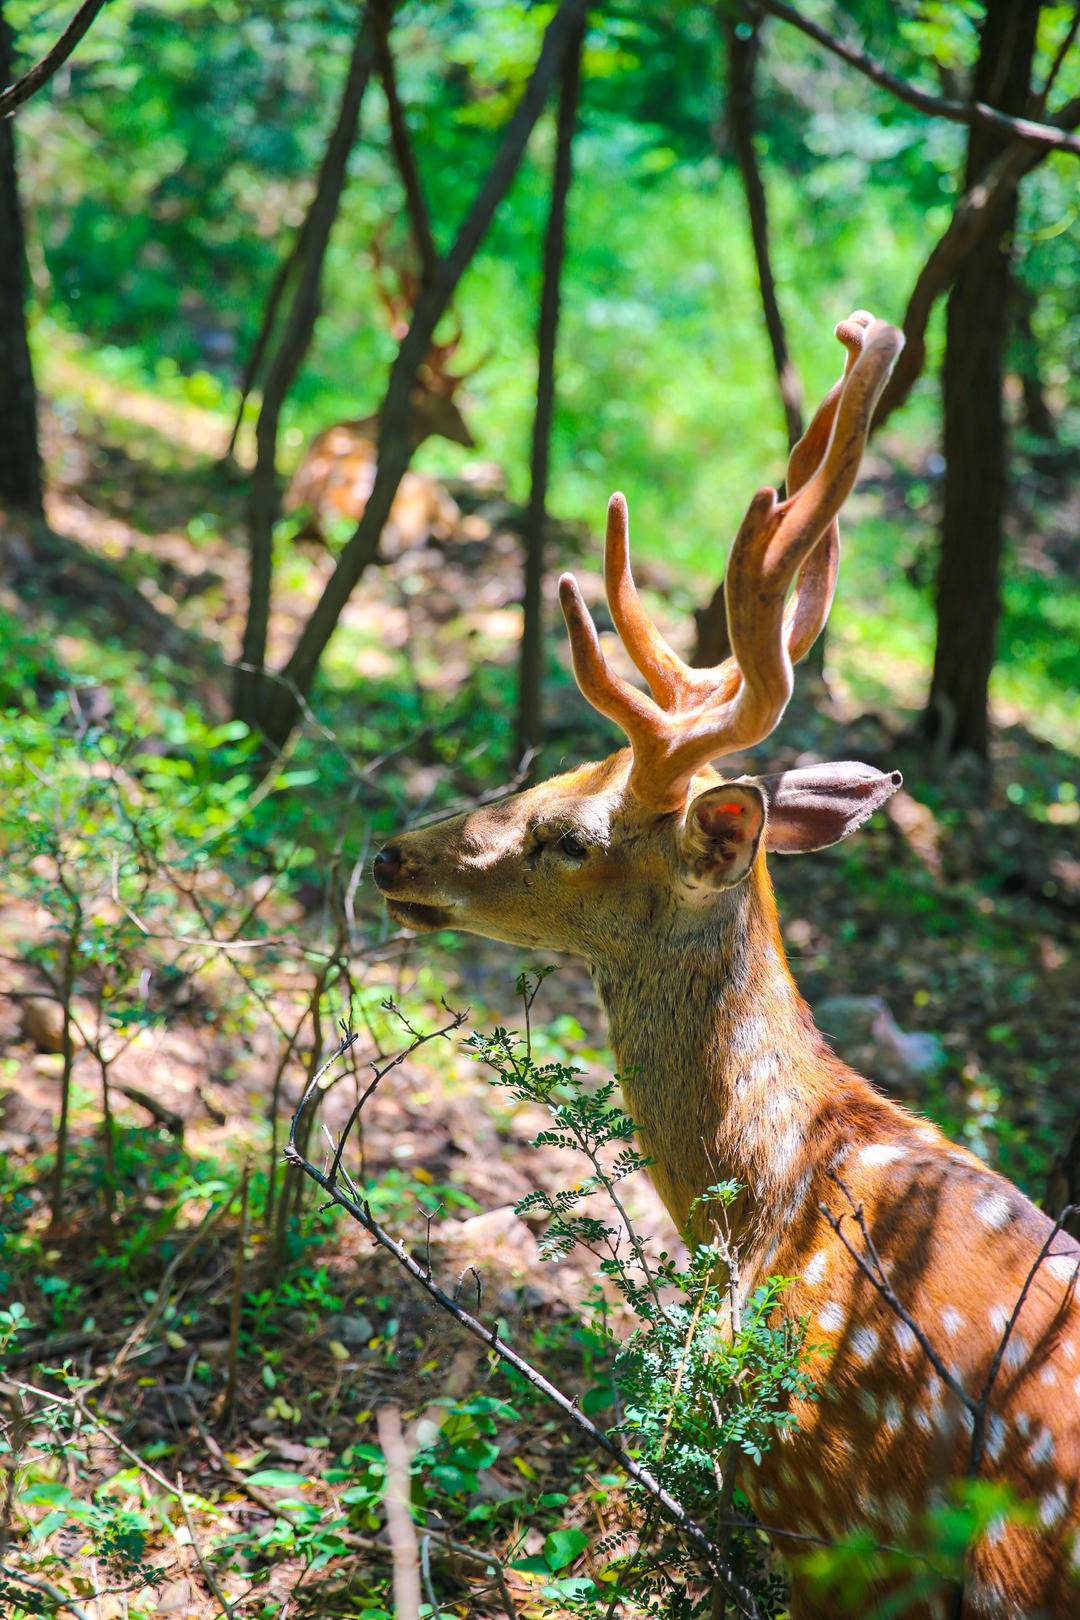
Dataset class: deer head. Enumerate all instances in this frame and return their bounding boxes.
[373,313,904,960]
[372,240,479,450]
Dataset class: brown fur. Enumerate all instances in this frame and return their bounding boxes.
[284,382,473,548]
[376,746,1080,1617]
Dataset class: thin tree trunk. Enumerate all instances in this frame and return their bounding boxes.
[515,16,585,766]
[0,2,42,518]
[723,5,803,450]
[234,9,375,727]
[222,217,308,464]
[692,5,803,674]
[373,0,437,286]
[923,0,1039,759]
[255,0,589,749]
[1011,281,1056,441]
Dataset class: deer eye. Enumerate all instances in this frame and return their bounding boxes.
[556,830,589,860]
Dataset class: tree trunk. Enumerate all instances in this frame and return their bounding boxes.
[254,0,590,750]
[923,0,1040,759]
[692,7,803,675]
[723,6,803,451]
[0,2,43,518]
[515,16,584,767]
[1011,280,1056,442]
[233,10,375,728]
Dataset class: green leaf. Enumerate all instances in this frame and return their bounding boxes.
[246,1469,310,1490]
[544,1527,589,1572]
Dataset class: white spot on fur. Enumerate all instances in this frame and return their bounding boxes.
[1064,1341,1077,1363]
[818,1302,845,1333]
[985,1413,1006,1461]
[1028,1426,1054,1467]
[730,1013,769,1054]
[1040,1364,1057,1386]
[985,1514,1007,1546]
[859,1143,906,1168]
[830,1141,852,1170]
[1040,1484,1068,1529]
[1015,1412,1032,1438]
[914,1405,934,1434]
[940,1307,964,1338]
[803,1250,828,1285]
[1002,1333,1028,1372]
[975,1191,1013,1230]
[1046,1253,1080,1286]
[856,1388,878,1420]
[884,1395,903,1433]
[893,1320,917,1355]
[851,1326,880,1364]
[741,1052,780,1088]
[989,1303,1009,1335]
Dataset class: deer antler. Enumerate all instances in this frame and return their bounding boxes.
[559,312,904,813]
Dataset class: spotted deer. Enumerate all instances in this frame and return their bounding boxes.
[284,261,478,551]
[372,312,1080,1617]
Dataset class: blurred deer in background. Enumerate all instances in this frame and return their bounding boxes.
[373,312,1080,1617]
[284,249,481,552]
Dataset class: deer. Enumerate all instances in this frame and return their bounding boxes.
[371,311,1080,1618]
[284,259,479,553]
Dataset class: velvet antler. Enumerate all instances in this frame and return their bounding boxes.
[559,312,904,812]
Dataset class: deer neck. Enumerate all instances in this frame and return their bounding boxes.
[590,858,832,1258]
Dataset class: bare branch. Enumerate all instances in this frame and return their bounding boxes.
[0,0,107,119]
[872,93,1080,432]
[284,1056,764,1620]
[819,1181,974,1415]
[968,1204,1076,1477]
[756,0,1080,157]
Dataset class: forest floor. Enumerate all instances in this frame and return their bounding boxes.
[0,351,1077,1618]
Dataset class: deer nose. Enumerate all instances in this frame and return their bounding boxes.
[372,843,402,890]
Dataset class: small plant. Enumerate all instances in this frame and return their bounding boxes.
[462,971,825,1614]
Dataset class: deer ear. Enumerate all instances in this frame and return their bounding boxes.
[680,783,766,888]
[758,762,902,854]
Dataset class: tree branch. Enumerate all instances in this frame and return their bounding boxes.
[755,0,1080,158]
[872,92,1080,432]
[268,0,591,743]
[373,0,438,287]
[516,12,585,759]
[283,1018,764,1620]
[0,0,106,118]
[235,5,375,720]
[724,5,803,449]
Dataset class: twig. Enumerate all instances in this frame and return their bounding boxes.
[176,1470,236,1620]
[755,0,1080,157]
[224,1165,251,1422]
[377,1406,422,1620]
[104,1193,236,1388]
[968,1204,1076,1477]
[321,1006,466,1188]
[0,1562,92,1619]
[284,1124,763,1618]
[819,1176,972,1414]
[0,0,107,118]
